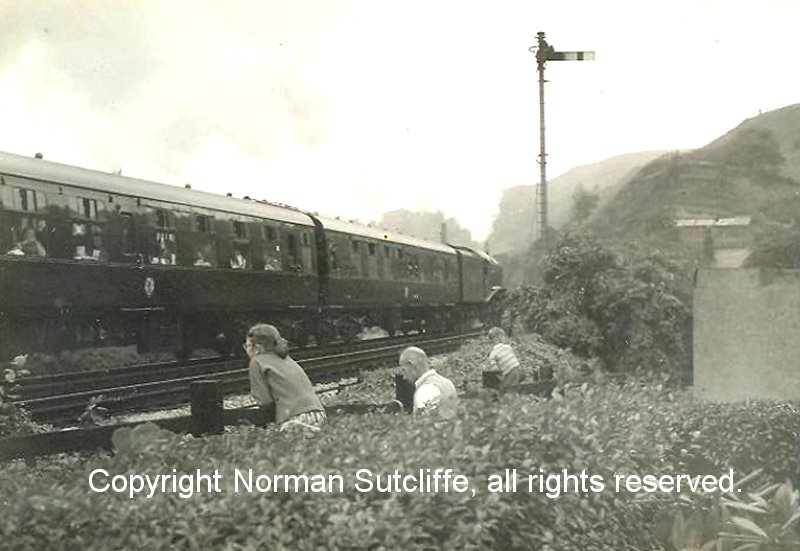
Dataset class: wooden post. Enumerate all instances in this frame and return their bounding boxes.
[482,370,503,390]
[394,374,415,413]
[190,380,224,436]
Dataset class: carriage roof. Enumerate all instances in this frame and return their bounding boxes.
[0,151,314,226]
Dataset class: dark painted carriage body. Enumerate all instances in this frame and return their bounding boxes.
[0,151,503,356]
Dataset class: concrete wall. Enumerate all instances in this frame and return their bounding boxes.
[694,268,800,402]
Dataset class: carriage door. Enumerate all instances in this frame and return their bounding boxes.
[119,212,137,262]
[300,230,313,274]
[366,242,378,279]
[119,212,139,262]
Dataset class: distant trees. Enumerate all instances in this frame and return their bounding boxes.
[569,186,600,224]
[745,220,800,270]
[486,186,536,255]
[377,209,477,248]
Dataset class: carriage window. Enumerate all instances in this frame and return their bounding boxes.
[81,198,98,219]
[233,221,246,239]
[196,215,212,233]
[328,243,339,271]
[68,196,102,219]
[264,225,276,241]
[407,254,421,280]
[301,231,311,246]
[152,231,176,265]
[14,188,46,212]
[287,234,300,270]
[192,215,215,266]
[119,213,135,257]
[384,245,391,257]
[263,242,282,271]
[432,257,444,283]
[229,245,249,270]
[351,240,359,255]
[193,245,214,267]
[368,243,376,256]
[71,221,104,261]
[18,188,34,211]
[156,209,171,229]
[6,220,48,258]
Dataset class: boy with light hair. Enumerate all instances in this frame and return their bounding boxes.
[487,327,522,388]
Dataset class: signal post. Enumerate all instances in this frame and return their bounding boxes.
[529,32,595,250]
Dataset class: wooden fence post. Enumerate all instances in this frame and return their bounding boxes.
[190,380,224,436]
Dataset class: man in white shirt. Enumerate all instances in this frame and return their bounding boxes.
[398,347,458,418]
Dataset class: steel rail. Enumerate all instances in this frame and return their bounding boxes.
[14,331,480,425]
[12,332,453,398]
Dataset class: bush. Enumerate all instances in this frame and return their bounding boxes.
[2,335,794,549]
[0,357,44,437]
[502,233,693,378]
[24,346,177,376]
[1,367,794,549]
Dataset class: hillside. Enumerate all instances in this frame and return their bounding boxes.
[487,151,666,255]
[590,104,800,249]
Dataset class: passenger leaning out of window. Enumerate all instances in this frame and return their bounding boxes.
[194,250,212,267]
[245,324,326,433]
[230,249,247,270]
[7,228,46,257]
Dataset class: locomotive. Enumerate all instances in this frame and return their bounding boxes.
[0,151,504,358]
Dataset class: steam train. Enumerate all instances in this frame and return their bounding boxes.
[0,151,504,358]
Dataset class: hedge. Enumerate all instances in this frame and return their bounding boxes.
[1,378,795,550]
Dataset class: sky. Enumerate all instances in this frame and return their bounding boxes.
[0,0,798,241]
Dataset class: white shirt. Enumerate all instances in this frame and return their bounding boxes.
[413,369,458,418]
[414,370,443,411]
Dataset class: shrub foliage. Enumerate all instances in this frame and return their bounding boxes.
[0,339,795,550]
[501,233,693,378]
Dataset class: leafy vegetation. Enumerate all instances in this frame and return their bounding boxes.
[22,346,181,376]
[585,105,800,256]
[500,233,693,378]
[0,337,795,549]
[0,356,43,437]
[376,209,477,248]
[568,186,600,225]
[666,473,800,551]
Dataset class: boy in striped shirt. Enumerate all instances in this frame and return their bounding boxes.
[487,327,522,388]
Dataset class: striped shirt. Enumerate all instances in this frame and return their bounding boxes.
[489,343,520,376]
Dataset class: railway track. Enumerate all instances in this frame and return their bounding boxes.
[11,331,481,426]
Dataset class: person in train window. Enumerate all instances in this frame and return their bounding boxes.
[75,247,103,261]
[11,228,46,257]
[245,324,326,433]
[486,327,522,388]
[152,233,168,264]
[263,247,281,271]
[194,250,212,267]
[230,249,247,270]
[398,346,458,419]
